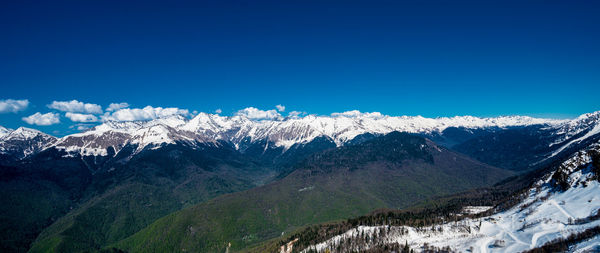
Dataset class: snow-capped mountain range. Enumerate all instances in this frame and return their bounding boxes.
[298,141,600,253]
[1,111,600,160]
[0,126,57,159]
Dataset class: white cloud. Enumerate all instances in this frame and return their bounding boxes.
[276,104,285,112]
[215,109,222,114]
[0,99,29,113]
[102,106,190,121]
[106,102,129,112]
[22,112,60,126]
[287,111,305,118]
[70,124,93,131]
[48,100,103,114]
[65,112,99,122]
[235,107,282,120]
[331,110,384,119]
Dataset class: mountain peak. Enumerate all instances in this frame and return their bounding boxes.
[575,110,600,120]
[0,126,57,159]
[0,126,11,139]
[5,126,52,140]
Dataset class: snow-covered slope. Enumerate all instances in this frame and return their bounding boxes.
[0,126,11,139]
[300,142,600,253]
[52,115,218,156]
[5,110,600,160]
[48,112,569,157]
[548,112,600,158]
[0,127,57,159]
[187,113,564,149]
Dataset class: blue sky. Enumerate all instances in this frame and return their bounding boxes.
[1,0,599,135]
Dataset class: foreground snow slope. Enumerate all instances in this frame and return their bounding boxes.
[302,143,600,253]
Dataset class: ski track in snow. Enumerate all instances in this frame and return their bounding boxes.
[549,199,573,219]
[478,237,494,253]
[530,227,560,249]
[501,223,528,246]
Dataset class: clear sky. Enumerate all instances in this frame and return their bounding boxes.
[1,0,599,135]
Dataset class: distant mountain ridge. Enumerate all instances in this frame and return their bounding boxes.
[0,127,57,161]
[3,111,600,171]
[3,111,592,158]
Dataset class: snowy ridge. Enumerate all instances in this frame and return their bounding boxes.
[52,115,218,157]
[0,127,57,158]
[547,112,600,158]
[48,112,566,157]
[0,126,11,139]
[300,142,600,253]
[2,127,47,140]
[4,110,600,159]
[551,111,600,146]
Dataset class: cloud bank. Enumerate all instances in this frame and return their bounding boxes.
[235,107,282,120]
[103,106,189,121]
[65,112,99,122]
[48,100,103,114]
[331,110,385,119]
[106,102,130,112]
[22,112,60,126]
[9,99,396,130]
[287,111,305,118]
[69,124,94,131]
[0,99,29,113]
